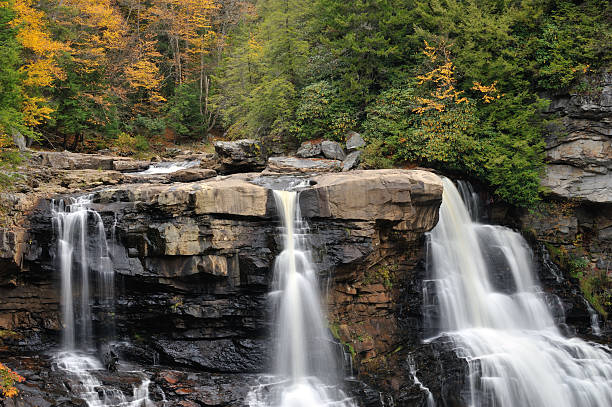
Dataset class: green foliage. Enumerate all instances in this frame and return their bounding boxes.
[216,0,311,140]
[0,3,23,137]
[113,132,149,154]
[292,81,355,142]
[164,82,211,139]
[568,257,589,278]
[0,2,27,190]
[1,0,611,205]
[535,1,611,90]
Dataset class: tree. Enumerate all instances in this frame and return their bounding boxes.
[217,0,311,140]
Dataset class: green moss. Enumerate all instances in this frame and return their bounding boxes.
[328,322,356,359]
[0,330,19,339]
[363,264,397,288]
[581,272,610,319]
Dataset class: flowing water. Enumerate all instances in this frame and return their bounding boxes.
[247,189,355,407]
[136,160,200,175]
[425,178,612,407]
[52,196,115,349]
[52,196,153,407]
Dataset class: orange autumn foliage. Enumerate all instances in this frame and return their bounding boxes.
[0,362,25,398]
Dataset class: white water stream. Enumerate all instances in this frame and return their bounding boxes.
[136,160,199,175]
[247,190,355,407]
[426,178,612,407]
[52,196,153,407]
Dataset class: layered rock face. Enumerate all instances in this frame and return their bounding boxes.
[0,168,443,405]
[542,73,612,204]
[531,73,612,337]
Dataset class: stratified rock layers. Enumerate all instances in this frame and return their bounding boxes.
[0,169,443,404]
[542,73,612,204]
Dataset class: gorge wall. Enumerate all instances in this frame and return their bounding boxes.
[0,165,444,406]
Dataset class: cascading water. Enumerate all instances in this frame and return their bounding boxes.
[52,196,115,349]
[247,189,355,407]
[425,178,612,407]
[52,196,153,407]
[135,160,200,175]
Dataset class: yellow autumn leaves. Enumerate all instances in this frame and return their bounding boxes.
[414,40,501,115]
[2,0,219,130]
[7,0,66,126]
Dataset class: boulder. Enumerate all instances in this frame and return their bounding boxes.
[214,139,266,173]
[193,176,269,217]
[296,140,323,158]
[301,169,442,229]
[112,159,150,172]
[169,168,217,183]
[38,151,116,170]
[266,156,342,173]
[59,169,124,189]
[342,150,362,172]
[346,131,365,151]
[321,140,346,160]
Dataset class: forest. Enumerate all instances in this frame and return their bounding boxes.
[0,0,611,206]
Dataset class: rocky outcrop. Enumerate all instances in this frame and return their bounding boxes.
[266,156,342,173]
[541,73,612,204]
[346,132,366,151]
[520,200,612,338]
[168,168,217,183]
[0,168,443,405]
[213,139,266,173]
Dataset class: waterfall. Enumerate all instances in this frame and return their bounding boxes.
[52,196,153,407]
[52,196,115,349]
[408,356,435,407]
[247,189,355,407]
[425,178,612,407]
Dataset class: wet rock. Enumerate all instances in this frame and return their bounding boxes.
[100,344,119,372]
[152,370,258,406]
[407,338,469,406]
[164,147,182,157]
[266,156,342,173]
[214,139,266,173]
[321,140,346,160]
[346,132,365,151]
[342,150,362,172]
[155,339,267,373]
[169,168,217,183]
[296,140,323,158]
